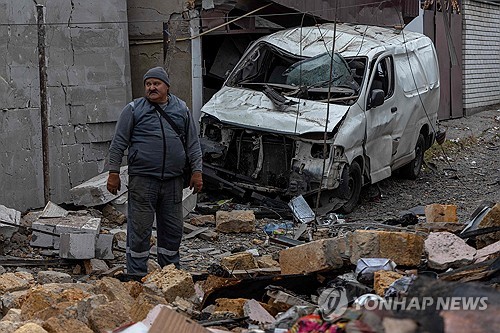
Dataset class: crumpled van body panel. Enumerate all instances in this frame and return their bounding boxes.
[200,23,440,213]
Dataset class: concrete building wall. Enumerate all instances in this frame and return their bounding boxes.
[462,0,500,111]
[127,0,194,108]
[0,0,131,211]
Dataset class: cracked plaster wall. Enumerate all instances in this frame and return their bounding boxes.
[127,0,194,107]
[0,0,131,211]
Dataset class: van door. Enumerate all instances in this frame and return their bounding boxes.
[364,54,398,183]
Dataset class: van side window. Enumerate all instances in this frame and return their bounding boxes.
[371,56,394,99]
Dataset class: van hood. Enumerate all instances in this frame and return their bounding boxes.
[201,86,350,135]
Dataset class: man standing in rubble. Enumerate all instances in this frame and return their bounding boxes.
[107,66,203,280]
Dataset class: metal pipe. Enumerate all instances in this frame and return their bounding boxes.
[36,4,51,204]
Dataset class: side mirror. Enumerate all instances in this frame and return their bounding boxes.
[368,89,385,109]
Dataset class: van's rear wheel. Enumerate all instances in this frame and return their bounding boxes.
[401,133,425,179]
[338,161,362,214]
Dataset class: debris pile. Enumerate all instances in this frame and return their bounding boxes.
[0,194,499,332]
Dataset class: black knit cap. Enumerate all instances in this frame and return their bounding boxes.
[143,66,170,86]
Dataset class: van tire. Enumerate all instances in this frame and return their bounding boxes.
[401,133,425,180]
[338,161,362,214]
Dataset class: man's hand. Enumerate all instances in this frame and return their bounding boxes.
[107,172,121,194]
[189,171,203,194]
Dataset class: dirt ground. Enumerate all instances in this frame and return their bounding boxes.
[349,108,500,223]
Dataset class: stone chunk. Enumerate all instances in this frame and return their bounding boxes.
[256,255,280,269]
[37,271,72,284]
[214,298,247,317]
[42,317,93,333]
[0,204,21,239]
[30,219,58,248]
[374,271,404,296]
[474,240,500,263]
[70,166,128,207]
[59,233,96,259]
[350,230,424,266]
[476,203,500,249]
[14,323,48,333]
[189,214,215,227]
[221,252,258,271]
[129,292,167,322]
[88,300,131,333]
[279,238,344,275]
[0,272,34,294]
[425,232,476,270]
[216,210,255,233]
[425,204,458,223]
[84,259,109,275]
[2,308,22,322]
[244,299,275,324]
[92,277,135,311]
[143,264,195,303]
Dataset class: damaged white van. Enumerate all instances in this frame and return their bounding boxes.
[199,23,440,213]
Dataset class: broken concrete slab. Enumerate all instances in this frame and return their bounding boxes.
[425,232,476,270]
[424,204,458,223]
[59,233,96,259]
[215,210,255,233]
[350,230,424,267]
[54,217,101,249]
[220,252,258,271]
[279,237,344,275]
[0,204,21,240]
[183,223,218,241]
[70,166,129,207]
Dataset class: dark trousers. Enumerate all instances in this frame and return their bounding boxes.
[126,175,184,276]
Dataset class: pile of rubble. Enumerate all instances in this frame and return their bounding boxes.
[0,168,499,332]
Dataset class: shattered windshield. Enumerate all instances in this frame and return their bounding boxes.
[227,42,360,104]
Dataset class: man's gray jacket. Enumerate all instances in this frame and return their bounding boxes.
[108,95,202,180]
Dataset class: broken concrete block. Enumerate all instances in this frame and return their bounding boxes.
[30,219,58,248]
[84,259,109,275]
[256,255,280,269]
[475,240,500,263]
[37,271,72,284]
[88,300,132,333]
[95,233,114,259]
[13,323,48,333]
[59,233,96,259]
[424,204,458,223]
[0,204,21,240]
[215,210,255,233]
[476,203,500,249]
[220,252,258,271]
[143,264,195,303]
[70,166,129,207]
[189,214,215,226]
[244,299,275,324]
[350,230,424,266]
[0,272,34,294]
[425,232,476,270]
[374,270,404,296]
[214,298,246,317]
[42,317,93,333]
[279,238,344,275]
[52,215,101,249]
